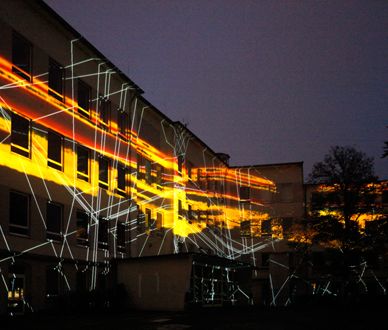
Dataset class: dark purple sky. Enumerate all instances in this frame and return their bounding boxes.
[44,0,388,180]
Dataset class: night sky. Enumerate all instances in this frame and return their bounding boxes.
[44,0,388,180]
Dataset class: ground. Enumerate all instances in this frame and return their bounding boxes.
[1,304,386,330]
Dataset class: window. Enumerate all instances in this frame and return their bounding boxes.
[239,186,250,202]
[156,212,163,230]
[98,97,111,130]
[48,59,64,101]
[117,165,127,196]
[177,154,184,174]
[8,273,25,314]
[178,200,183,217]
[197,168,202,182]
[46,267,59,297]
[187,162,192,179]
[77,80,90,118]
[12,31,31,81]
[145,208,152,231]
[9,191,29,236]
[116,222,126,253]
[46,201,62,241]
[77,145,89,181]
[11,112,30,157]
[98,217,108,249]
[76,210,89,245]
[118,111,129,139]
[98,156,109,189]
[137,153,144,180]
[156,165,163,188]
[261,253,270,267]
[47,131,63,170]
[240,220,251,237]
[145,159,152,184]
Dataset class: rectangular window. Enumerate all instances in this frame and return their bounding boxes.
[48,58,64,101]
[46,267,59,297]
[77,80,90,118]
[77,145,89,181]
[239,186,250,202]
[240,220,251,237]
[46,201,62,241]
[9,191,29,236]
[47,131,63,170]
[145,208,152,230]
[145,159,152,184]
[98,97,111,130]
[76,210,89,245]
[11,112,30,157]
[117,165,127,196]
[117,222,126,253]
[137,153,144,180]
[178,155,184,174]
[118,111,129,139]
[98,156,109,189]
[12,31,31,81]
[8,274,25,314]
[156,165,163,188]
[98,217,108,249]
[156,212,163,230]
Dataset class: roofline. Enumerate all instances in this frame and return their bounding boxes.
[229,161,304,169]
[39,0,144,94]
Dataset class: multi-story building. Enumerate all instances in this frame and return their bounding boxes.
[0,0,278,313]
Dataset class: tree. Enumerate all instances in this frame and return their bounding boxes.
[307,146,387,298]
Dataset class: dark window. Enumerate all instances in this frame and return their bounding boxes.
[261,253,270,267]
[11,112,30,157]
[156,212,163,230]
[137,153,144,180]
[117,165,127,195]
[118,111,129,138]
[178,200,183,217]
[47,131,63,170]
[261,219,272,236]
[98,156,109,189]
[178,155,184,174]
[46,267,59,297]
[145,159,152,184]
[240,220,251,237]
[76,210,89,245]
[77,80,90,118]
[9,191,29,236]
[12,32,31,81]
[77,146,89,181]
[156,165,163,187]
[48,59,64,101]
[145,208,152,230]
[46,201,62,241]
[98,97,111,130]
[239,186,250,202]
[117,222,126,253]
[197,168,202,182]
[187,162,192,179]
[98,217,108,249]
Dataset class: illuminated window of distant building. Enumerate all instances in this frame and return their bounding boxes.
[98,217,108,249]
[98,156,109,189]
[117,165,127,196]
[47,131,63,170]
[46,267,59,298]
[46,201,62,241]
[12,31,32,82]
[11,112,30,157]
[77,80,90,118]
[118,111,129,139]
[117,222,126,253]
[98,97,111,130]
[9,191,29,236]
[48,58,64,101]
[77,145,89,181]
[76,210,89,245]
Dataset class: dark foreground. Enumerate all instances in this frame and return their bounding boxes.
[1,304,386,330]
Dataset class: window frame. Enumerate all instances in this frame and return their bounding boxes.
[11,112,30,158]
[77,80,91,119]
[47,131,63,171]
[48,58,64,102]
[9,191,30,236]
[46,201,63,241]
[77,145,90,181]
[12,31,32,82]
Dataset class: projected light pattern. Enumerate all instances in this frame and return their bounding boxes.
[0,29,386,313]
